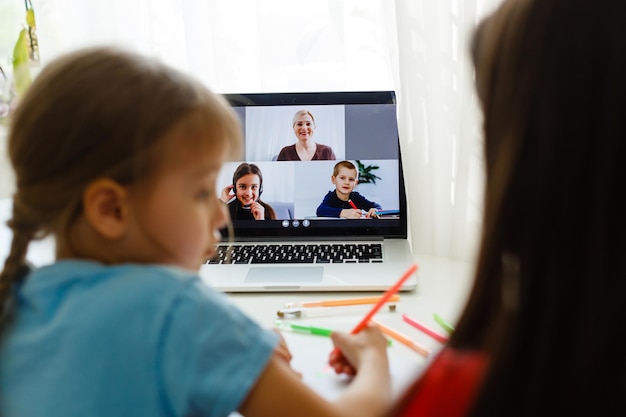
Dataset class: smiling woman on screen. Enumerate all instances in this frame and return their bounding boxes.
[276,110,336,161]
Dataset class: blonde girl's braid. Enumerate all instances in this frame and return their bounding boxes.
[0,199,38,323]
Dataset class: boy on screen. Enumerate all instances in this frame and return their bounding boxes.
[316,160,381,219]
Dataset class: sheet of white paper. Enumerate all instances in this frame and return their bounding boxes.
[283,330,430,401]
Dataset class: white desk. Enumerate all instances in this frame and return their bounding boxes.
[0,197,476,400]
[224,254,474,399]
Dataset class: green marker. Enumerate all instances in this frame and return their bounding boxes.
[275,320,392,345]
[433,313,455,335]
[275,320,334,336]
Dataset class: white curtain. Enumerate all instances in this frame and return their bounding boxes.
[391,0,501,262]
[6,0,502,262]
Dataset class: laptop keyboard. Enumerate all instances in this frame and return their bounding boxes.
[207,243,383,264]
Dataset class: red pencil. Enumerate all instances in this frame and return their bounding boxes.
[348,199,359,210]
[330,264,418,356]
[402,314,449,343]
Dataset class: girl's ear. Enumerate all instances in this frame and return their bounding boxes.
[82,179,130,240]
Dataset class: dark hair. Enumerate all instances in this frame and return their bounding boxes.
[231,163,276,220]
[395,0,626,415]
[1,47,242,324]
[462,0,626,415]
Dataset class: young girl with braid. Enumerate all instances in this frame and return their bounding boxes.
[0,47,391,417]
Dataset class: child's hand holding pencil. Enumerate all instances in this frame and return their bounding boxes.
[327,264,419,375]
[328,323,389,376]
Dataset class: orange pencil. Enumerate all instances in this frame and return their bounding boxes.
[283,295,400,309]
[371,319,430,358]
[330,263,418,356]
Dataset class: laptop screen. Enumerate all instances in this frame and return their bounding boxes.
[218,91,407,240]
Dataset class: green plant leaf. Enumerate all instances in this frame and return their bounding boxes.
[12,29,32,96]
[355,160,382,184]
[26,9,36,28]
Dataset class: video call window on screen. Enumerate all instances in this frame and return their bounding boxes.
[219,91,406,237]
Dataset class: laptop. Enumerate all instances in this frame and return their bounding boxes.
[200,91,417,292]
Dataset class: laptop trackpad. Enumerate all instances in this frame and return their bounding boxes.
[245,267,324,283]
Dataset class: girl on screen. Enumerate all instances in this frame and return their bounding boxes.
[220,162,277,220]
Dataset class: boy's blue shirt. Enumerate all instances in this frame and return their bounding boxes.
[316,190,382,217]
[0,260,278,417]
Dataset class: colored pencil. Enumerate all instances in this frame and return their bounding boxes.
[330,263,418,356]
[275,320,334,337]
[283,295,400,309]
[402,314,449,343]
[433,313,455,334]
[371,319,429,357]
[276,303,398,318]
[275,320,393,345]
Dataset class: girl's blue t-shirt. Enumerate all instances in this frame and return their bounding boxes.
[0,260,279,417]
